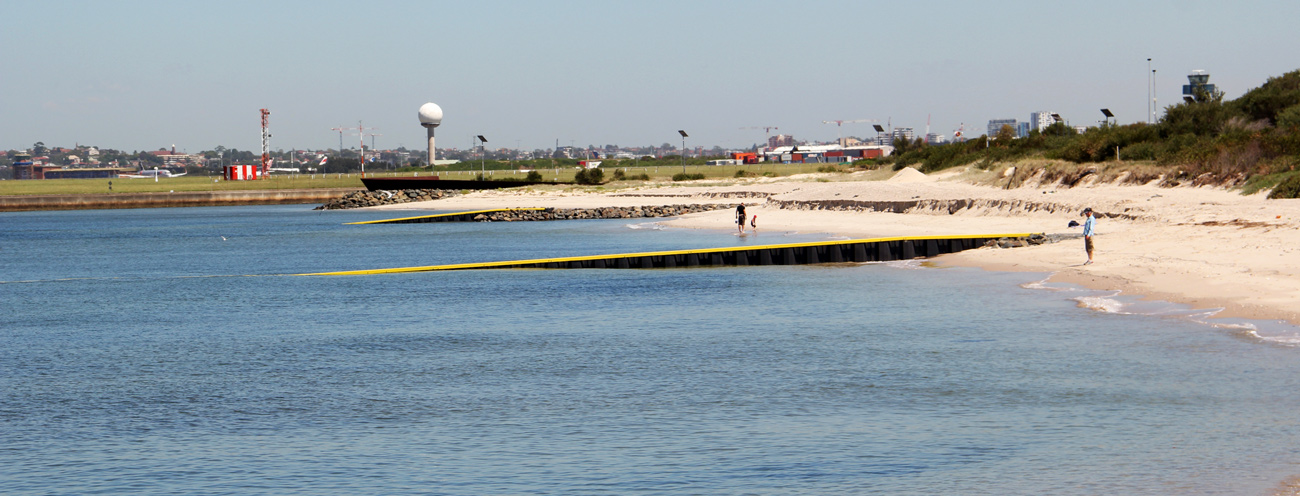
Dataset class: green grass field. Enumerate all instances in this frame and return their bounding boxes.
[0,163,849,196]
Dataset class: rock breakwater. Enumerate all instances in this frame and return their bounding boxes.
[315,189,460,210]
[471,204,732,222]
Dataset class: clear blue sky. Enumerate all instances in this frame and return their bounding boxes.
[4,0,1299,154]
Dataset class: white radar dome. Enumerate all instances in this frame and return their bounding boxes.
[418,102,443,127]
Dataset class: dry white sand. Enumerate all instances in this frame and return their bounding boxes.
[370,167,1300,325]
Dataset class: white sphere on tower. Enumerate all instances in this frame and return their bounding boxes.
[418,102,443,127]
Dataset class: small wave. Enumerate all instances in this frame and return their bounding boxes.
[1072,293,1126,314]
[881,260,924,270]
[1202,319,1300,347]
[1259,334,1300,346]
[1018,275,1300,348]
[1201,318,1253,331]
[625,222,665,230]
[1020,274,1055,290]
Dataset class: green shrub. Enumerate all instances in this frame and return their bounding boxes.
[734,169,755,177]
[1119,142,1158,161]
[1267,172,1300,199]
[1276,103,1300,131]
[672,173,705,181]
[573,167,604,185]
[525,170,543,182]
[1232,70,1300,125]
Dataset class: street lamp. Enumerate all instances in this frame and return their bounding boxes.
[678,130,688,173]
[1147,58,1153,124]
[477,135,488,174]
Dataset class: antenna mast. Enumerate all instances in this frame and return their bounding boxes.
[260,108,271,178]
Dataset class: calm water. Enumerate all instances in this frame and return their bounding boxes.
[2,205,1299,495]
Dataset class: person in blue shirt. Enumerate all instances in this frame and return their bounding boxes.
[1081,207,1096,265]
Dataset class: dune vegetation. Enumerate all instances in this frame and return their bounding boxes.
[880,69,1300,198]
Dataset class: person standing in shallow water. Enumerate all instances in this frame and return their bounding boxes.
[1082,207,1096,265]
[736,203,747,234]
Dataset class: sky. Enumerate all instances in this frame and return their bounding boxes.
[4,0,1300,155]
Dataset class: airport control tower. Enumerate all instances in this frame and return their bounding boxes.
[1183,70,1218,102]
[11,152,37,180]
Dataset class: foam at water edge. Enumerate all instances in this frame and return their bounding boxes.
[1072,292,1126,314]
[1258,334,1300,346]
[625,222,665,230]
[1021,274,1055,290]
[1199,319,1300,347]
[882,259,924,270]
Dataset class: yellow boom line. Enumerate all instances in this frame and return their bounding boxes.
[298,233,1038,276]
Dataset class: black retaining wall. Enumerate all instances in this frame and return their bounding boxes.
[485,236,1007,270]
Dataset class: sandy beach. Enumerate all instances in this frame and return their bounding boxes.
[371,166,1300,327]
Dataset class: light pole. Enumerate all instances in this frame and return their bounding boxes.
[1147,58,1153,124]
[1152,69,1158,123]
[477,135,488,174]
[678,130,688,173]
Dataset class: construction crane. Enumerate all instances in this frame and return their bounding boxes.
[365,132,383,167]
[821,119,878,145]
[740,126,779,148]
[329,125,351,155]
[328,122,379,174]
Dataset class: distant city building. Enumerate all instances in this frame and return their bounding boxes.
[554,145,576,159]
[925,133,947,145]
[1030,111,1055,132]
[11,150,128,180]
[148,146,197,167]
[891,127,915,145]
[1016,122,1030,137]
[768,134,795,148]
[987,119,1017,137]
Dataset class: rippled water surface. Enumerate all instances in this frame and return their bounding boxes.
[2,205,1299,495]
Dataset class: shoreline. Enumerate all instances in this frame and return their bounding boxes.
[0,188,361,212]
[365,169,1300,328]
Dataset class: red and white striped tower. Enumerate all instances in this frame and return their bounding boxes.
[260,108,271,177]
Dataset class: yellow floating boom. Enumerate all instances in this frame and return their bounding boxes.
[299,233,1040,276]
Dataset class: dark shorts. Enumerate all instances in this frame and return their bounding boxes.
[1085,236,1094,252]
